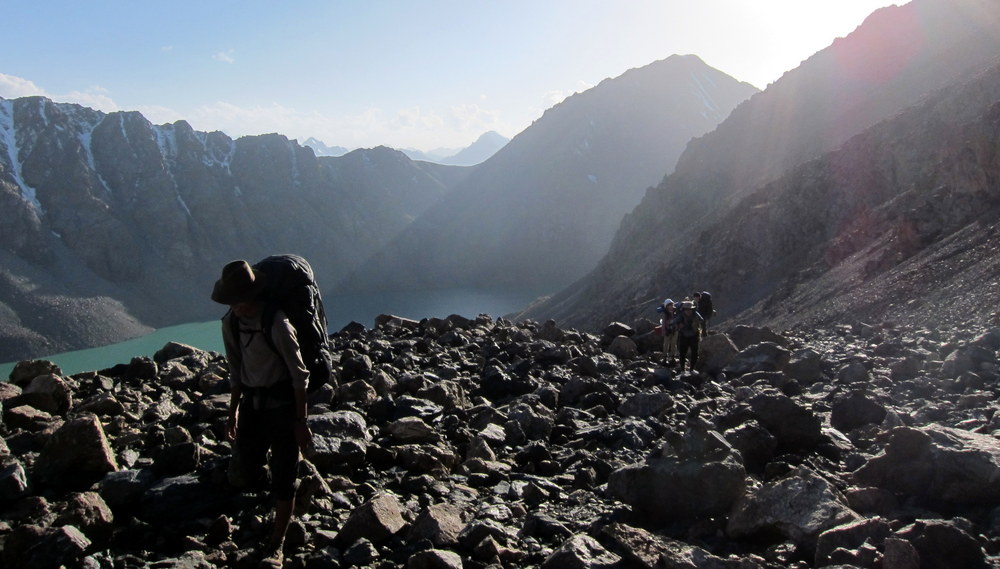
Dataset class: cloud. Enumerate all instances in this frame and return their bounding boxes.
[178,99,511,151]
[134,104,186,126]
[447,103,503,132]
[213,50,236,64]
[0,73,48,98]
[63,87,119,113]
[0,73,120,113]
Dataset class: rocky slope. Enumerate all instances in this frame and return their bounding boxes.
[2,314,1000,569]
[0,100,466,361]
[338,55,758,293]
[522,0,1000,333]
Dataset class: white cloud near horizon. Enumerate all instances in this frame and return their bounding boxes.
[0,73,120,114]
[0,72,517,150]
[0,73,47,98]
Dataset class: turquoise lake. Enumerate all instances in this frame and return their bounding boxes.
[0,287,553,378]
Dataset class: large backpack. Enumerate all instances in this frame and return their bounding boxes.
[698,291,714,317]
[229,254,334,393]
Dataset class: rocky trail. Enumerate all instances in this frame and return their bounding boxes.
[2,313,1000,569]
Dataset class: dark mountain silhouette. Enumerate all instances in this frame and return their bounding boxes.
[520,0,1000,331]
[339,55,758,294]
[0,100,465,361]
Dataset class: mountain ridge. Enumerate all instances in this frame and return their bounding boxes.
[338,54,759,294]
[0,99,467,361]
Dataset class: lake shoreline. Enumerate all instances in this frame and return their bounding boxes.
[1,286,554,378]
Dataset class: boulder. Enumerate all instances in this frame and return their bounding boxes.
[335,492,407,547]
[725,342,792,376]
[698,333,740,374]
[607,452,746,524]
[541,534,620,569]
[853,425,1000,508]
[785,348,826,384]
[98,469,156,509]
[20,373,73,415]
[727,467,861,546]
[407,503,466,547]
[8,360,61,387]
[608,335,639,360]
[54,491,115,547]
[602,522,763,569]
[830,391,887,432]
[814,517,891,567]
[618,392,674,418]
[10,524,91,569]
[387,416,440,444]
[749,392,824,452]
[0,461,30,501]
[407,549,464,569]
[894,518,987,569]
[727,326,789,350]
[139,474,226,523]
[34,414,119,490]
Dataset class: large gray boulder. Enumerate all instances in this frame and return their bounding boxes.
[749,392,824,453]
[727,467,861,546]
[698,333,740,375]
[602,522,763,569]
[335,492,407,547]
[607,451,746,524]
[34,414,119,490]
[853,425,1000,508]
[541,534,620,569]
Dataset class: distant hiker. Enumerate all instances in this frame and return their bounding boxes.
[212,259,313,567]
[656,298,679,364]
[671,300,705,372]
[693,291,715,333]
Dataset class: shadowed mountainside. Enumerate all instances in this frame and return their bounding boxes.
[521,0,1000,333]
[338,55,758,294]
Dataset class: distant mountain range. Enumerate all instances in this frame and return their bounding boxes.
[303,131,511,167]
[301,138,350,157]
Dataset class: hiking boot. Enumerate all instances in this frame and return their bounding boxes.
[257,539,284,568]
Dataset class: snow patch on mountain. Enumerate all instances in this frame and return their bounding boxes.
[691,70,722,120]
[0,99,44,213]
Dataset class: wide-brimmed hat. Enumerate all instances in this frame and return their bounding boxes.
[211,260,267,304]
[681,300,696,310]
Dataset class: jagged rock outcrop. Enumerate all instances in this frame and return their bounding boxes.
[523,0,1000,333]
[0,100,463,361]
[340,55,758,293]
[3,315,1000,568]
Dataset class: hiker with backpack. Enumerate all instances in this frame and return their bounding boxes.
[212,255,332,566]
[693,291,716,333]
[671,300,705,373]
[656,298,679,365]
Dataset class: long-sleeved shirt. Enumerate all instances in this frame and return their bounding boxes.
[221,308,309,392]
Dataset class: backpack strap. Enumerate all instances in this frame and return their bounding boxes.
[258,302,281,356]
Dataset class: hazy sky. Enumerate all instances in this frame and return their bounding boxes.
[0,1,900,151]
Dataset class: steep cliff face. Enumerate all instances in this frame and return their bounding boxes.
[339,55,759,293]
[0,99,461,361]
[525,0,1000,331]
